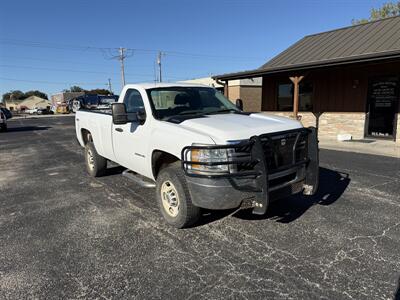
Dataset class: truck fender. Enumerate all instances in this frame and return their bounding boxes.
[151,150,180,179]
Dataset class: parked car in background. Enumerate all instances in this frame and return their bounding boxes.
[0,107,12,120]
[26,107,40,115]
[0,109,7,131]
[72,99,81,112]
[37,108,54,115]
[72,94,118,112]
[97,95,118,109]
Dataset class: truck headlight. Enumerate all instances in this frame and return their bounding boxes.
[190,148,229,174]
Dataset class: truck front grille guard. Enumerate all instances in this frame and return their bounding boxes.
[181,127,319,214]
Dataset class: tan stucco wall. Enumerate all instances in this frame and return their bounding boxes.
[227,86,262,112]
[239,86,262,112]
[227,86,240,103]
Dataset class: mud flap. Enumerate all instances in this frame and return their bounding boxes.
[251,137,269,215]
[303,127,319,195]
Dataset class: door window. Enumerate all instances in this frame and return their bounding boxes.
[366,77,399,138]
[123,89,146,121]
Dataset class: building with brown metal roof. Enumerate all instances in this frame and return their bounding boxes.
[214,16,400,142]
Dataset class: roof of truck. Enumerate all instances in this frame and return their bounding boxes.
[124,82,209,89]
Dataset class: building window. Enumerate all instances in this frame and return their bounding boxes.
[277,82,313,111]
[277,83,293,111]
[299,82,313,111]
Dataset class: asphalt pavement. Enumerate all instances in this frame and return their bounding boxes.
[0,116,399,299]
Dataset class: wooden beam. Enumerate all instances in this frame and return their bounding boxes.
[289,76,304,119]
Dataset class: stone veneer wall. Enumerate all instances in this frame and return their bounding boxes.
[262,112,369,140]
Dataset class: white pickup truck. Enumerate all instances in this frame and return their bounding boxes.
[75,83,319,228]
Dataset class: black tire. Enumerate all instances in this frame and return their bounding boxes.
[84,142,107,177]
[156,162,201,228]
[0,124,6,132]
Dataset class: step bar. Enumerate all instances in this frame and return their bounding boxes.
[122,169,156,188]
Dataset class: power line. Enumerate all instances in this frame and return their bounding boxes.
[0,64,154,77]
[0,38,264,61]
[0,55,118,67]
[0,38,115,52]
[0,63,193,82]
[0,76,106,85]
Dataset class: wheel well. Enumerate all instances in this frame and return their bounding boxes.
[152,150,179,179]
[81,129,92,145]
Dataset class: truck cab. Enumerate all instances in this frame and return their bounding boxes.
[75,83,319,228]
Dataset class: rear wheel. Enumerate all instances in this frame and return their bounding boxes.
[156,162,201,228]
[85,142,107,177]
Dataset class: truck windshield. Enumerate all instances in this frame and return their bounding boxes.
[147,87,240,120]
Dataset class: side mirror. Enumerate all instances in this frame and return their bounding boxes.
[136,110,146,125]
[112,103,128,125]
[236,98,243,111]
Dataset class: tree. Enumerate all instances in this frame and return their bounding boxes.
[86,89,112,95]
[64,86,85,93]
[352,1,400,24]
[2,90,48,102]
[2,90,25,102]
[24,90,48,100]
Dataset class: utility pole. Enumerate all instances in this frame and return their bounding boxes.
[106,48,133,90]
[107,78,112,94]
[157,51,163,82]
[119,47,126,88]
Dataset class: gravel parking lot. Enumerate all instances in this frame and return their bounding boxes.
[0,116,399,299]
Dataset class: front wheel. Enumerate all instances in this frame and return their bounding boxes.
[156,162,201,228]
[84,142,107,177]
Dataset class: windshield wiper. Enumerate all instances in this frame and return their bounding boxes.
[177,110,204,116]
[204,109,239,115]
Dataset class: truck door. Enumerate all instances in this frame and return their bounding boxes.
[112,88,149,175]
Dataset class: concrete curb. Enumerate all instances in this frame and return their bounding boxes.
[319,140,400,158]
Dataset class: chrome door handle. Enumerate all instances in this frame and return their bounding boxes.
[115,128,123,132]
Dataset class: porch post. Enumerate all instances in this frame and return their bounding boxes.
[289,76,304,119]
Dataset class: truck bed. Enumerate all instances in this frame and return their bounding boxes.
[75,109,116,162]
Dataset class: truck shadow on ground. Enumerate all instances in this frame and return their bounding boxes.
[102,165,350,227]
[104,165,126,176]
[5,126,51,132]
[199,167,350,226]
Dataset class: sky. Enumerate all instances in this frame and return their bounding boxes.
[0,0,389,98]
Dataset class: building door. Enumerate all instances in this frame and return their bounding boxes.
[366,76,399,139]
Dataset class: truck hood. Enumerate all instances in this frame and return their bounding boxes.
[179,113,302,143]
